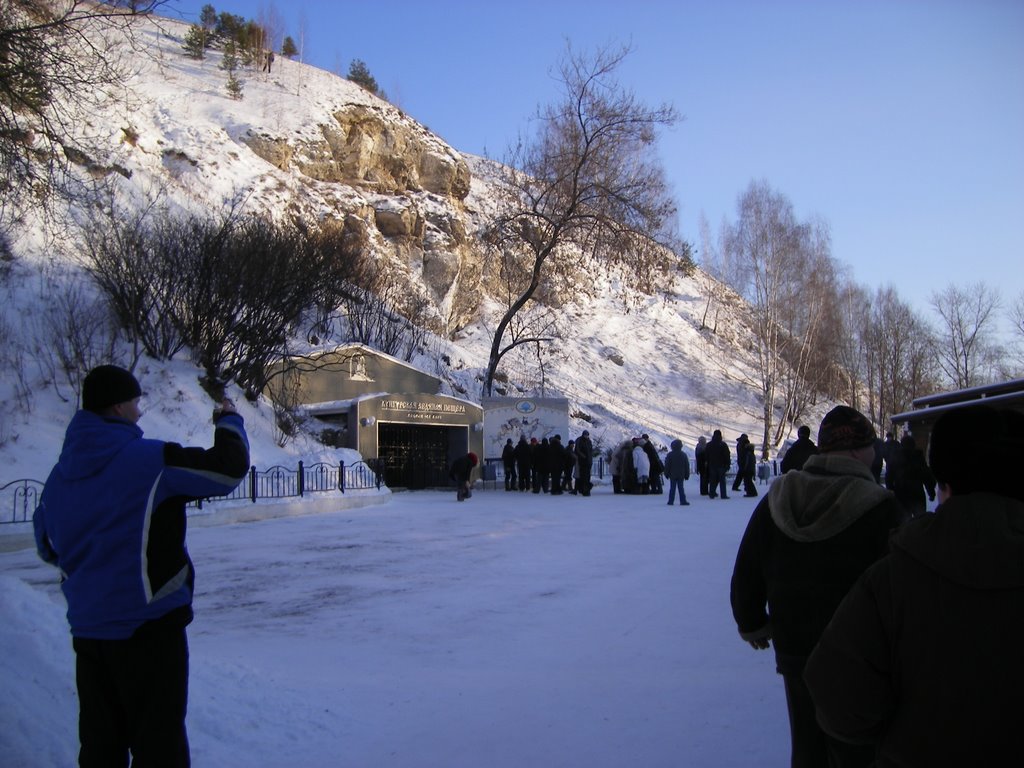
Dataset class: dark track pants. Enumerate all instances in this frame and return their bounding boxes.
[782,673,873,768]
[74,624,190,768]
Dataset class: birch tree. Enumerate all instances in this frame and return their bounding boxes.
[724,180,805,454]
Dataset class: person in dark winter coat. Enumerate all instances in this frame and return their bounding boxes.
[531,438,549,493]
[706,430,731,499]
[738,442,758,497]
[514,436,532,491]
[642,435,664,494]
[730,405,902,768]
[549,436,565,495]
[663,439,691,505]
[804,405,1024,768]
[575,430,594,496]
[780,425,818,474]
[449,452,478,501]
[886,434,935,521]
[563,439,578,493]
[33,365,250,767]
[695,436,709,495]
[502,438,517,491]
[732,434,751,492]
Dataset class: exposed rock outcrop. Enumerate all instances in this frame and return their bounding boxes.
[243,104,470,200]
[240,100,480,332]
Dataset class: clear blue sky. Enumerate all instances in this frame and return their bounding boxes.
[168,0,1024,325]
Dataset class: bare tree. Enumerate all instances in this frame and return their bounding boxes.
[254,1,285,56]
[480,42,688,396]
[723,180,807,454]
[336,255,433,362]
[863,286,938,429]
[831,278,871,408]
[1012,292,1024,340]
[37,278,124,405]
[929,282,1002,389]
[773,218,844,443]
[82,203,365,396]
[695,211,737,334]
[0,0,167,228]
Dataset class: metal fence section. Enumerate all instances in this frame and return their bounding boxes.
[0,479,43,524]
[0,462,386,523]
[193,460,385,508]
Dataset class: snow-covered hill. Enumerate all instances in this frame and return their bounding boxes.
[0,10,803,482]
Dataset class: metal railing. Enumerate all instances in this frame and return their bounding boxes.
[0,479,43,525]
[0,461,386,524]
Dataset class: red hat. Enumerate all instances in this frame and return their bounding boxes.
[468,452,478,465]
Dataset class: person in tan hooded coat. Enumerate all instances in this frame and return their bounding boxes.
[730,405,903,768]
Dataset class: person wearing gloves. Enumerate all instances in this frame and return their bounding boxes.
[730,405,902,768]
[33,365,250,768]
[804,405,1024,767]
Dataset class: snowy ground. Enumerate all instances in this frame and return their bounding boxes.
[1,482,789,768]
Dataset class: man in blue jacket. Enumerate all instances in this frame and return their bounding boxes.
[34,365,250,767]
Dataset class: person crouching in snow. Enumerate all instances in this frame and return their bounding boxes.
[664,439,691,505]
[450,452,478,501]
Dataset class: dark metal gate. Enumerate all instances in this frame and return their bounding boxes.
[377,423,452,489]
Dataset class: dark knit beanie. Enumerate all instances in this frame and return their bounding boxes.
[82,365,142,413]
[929,405,1024,501]
[817,405,876,453]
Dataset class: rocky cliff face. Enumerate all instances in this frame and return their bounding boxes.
[239,97,482,333]
[242,103,471,199]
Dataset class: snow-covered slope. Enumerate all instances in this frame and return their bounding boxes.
[0,10,803,481]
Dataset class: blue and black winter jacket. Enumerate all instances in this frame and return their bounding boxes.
[33,409,249,639]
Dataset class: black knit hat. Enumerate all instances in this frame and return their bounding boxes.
[929,405,1024,501]
[82,365,142,413]
[817,405,876,453]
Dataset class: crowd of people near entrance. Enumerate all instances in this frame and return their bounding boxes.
[498,430,595,496]
[474,417,949,525]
